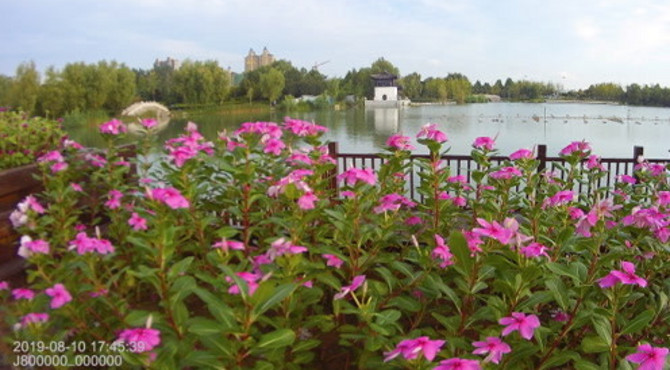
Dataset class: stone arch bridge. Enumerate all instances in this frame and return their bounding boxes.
[121,101,170,118]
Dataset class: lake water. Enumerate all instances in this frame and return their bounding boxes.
[69,102,670,159]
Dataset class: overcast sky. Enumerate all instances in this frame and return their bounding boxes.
[2,0,670,90]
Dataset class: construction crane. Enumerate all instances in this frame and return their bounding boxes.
[312,60,330,71]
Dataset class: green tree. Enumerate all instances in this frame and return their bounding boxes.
[173,60,230,105]
[259,67,285,104]
[105,62,136,112]
[370,57,400,76]
[0,74,12,107]
[36,67,65,117]
[10,61,41,113]
[584,82,623,101]
[400,72,422,100]
[423,78,447,102]
[445,73,471,103]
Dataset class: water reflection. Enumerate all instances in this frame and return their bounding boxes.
[65,103,670,159]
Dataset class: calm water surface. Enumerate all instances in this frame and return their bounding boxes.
[69,102,670,159]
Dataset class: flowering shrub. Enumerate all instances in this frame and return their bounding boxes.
[1,118,669,369]
[0,111,68,170]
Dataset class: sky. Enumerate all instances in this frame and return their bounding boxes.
[2,0,670,90]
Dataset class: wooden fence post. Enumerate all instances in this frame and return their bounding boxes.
[537,144,547,173]
[633,146,644,183]
[327,142,339,197]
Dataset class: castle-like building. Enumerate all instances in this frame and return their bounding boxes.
[244,47,275,72]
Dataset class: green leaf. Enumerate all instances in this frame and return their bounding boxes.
[374,266,396,291]
[169,275,196,304]
[374,309,401,325]
[188,318,227,336]
[448,231,473,276]
[581,336,609,353]
[388,296,421,312]
[545,277,570,310]
[540,350,580,369]
[254,329,296,350]
[251,283,298,319]
[390,260,415,278]
[192,287,237,330]
[620,309,655,335]
[180,350,221,368]
[591,316,612,346]
[168,256,194,281]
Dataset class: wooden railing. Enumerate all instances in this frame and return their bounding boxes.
[327,143,668,201]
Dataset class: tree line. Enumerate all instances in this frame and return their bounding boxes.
[3,57,670,117]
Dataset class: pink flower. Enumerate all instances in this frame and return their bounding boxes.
[19,313,49,327]
[50,161,68,173]
[625,344,669,370]
[322,254,344,268]
[86,153,107,167]
[542,190,575,208]
[38,150,64,163]
[288,152,313,165]
[0,281,9,290]
[386,134,415,150]
[12,288,35,301]
[473,136,495,150]
[17,236,50,258]
[164,123,214,166]
[432,234,454,268]
[489,166,523,180]
[417,123,448,143]
[658,191,670,206]
[263,138,286,155]
[337,168,377,186]
[463,230,484,255]
[499,312,541,340]
[141,118,158,129]
[235,121,283,138]
[266,237,308,260]
[510,148,534,160]
[45,283,72,309]
[405,216,423,225]
[150,187,190,209]
[598,261,647,288]
[100,119,127,135]
[70,183,83,192]
[585,155,606,171]
[117,328,161,353]
[283,117,328,136]
[68,232,115,255]
[374,193,416,213]
[473,218,514,245]
[23,195,46,214]
[434,358,482,370]
[212,239,245,252]
[226,272,261,295]
[618,174,637,184]
[472,337,511,364]
[341,190,356,199]
[297,192,318,210]
[105,190,123,209]
[383,336,445,362]
[334,275,366,300]
[559,140,591,157]
[519,242,550,258]
[128,212,148,231]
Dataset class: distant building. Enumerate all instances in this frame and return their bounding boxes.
[365,72,410,107]
[154,57,180,70]
[244,47,275,72]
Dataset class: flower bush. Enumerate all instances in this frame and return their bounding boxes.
[0,111,68,170]
[1,118,669,369]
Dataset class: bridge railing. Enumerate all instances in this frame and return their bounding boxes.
[326,142,668,201]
